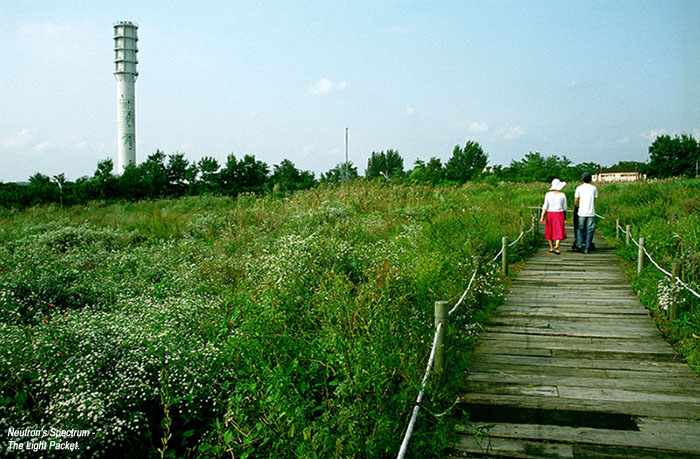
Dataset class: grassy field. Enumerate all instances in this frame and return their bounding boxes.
[596,178,700,372]
[0,180,542,458]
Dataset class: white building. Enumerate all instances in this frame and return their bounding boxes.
[593,169,646,182]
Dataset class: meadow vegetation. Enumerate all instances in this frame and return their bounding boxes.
[596,178,700,371]
[0,180,542,457]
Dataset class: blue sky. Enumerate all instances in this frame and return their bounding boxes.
[1,0,698,181]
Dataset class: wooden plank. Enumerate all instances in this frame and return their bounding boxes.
[476,332,671,347]
[486,316,656,327]
[473,345,679,362]
[467,354,694,373]
[453,435,574,458]
[464,372,700,395]
[476,333,678,353]
[483,324,660,339]
[460,393,700,419]
[467,362,696,381]
[457,422,700,454]
[462,381,700,404]
[491,309,649,318]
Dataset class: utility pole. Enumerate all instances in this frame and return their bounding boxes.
[344,127,349,181]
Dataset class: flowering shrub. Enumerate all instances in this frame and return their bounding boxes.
[0,181,541,457]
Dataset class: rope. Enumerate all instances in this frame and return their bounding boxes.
[396,322,443,459]
[491,247,504,263]
[397,214,537,458]
[642,246,672,277]
[448,269,478,316]
[642,245,700,299]
[616,222,629,235]
[613,219,700,300]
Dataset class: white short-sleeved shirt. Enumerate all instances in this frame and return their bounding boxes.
[575,183,598,217]
[542,191,567,212]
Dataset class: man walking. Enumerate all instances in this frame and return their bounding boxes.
[574,172,598,254]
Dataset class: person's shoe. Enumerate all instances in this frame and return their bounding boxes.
[584,249,589,254]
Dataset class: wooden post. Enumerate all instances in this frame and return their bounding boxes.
[626,225,631,245]
[669,262,680,321]
[502,236,509,276]
[472,255,481,273]
[434,301,449,379]
[637,237,645,274]
[616,219,620,240]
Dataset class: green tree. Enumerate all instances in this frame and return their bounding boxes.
[117,163,146,200]
[648,134,700,178]
[141,150,169,198]
[93,158,117,199]
[166,153,189,196]
[271,159,316,192]
[320,162,359,185]
[365,149,404,179]
[198,156,220,193]
[28,173,55,205]
[445,141,488,183]
[217,154,270,195]
[237,154,270,193]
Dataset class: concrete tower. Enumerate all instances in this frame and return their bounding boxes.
[113,21,138,174]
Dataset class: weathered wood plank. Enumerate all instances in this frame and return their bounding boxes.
[453,435,574,458]
[452,231,700,457]
[483,324,660,339]
[464,372,700,394]
[467,362,696,380]
[476,332,672,348]
[457,422,700,454]
[467,354,694,373]
[462,380,700,404]
[460,393,700,419]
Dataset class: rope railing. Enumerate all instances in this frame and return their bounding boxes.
[490,219,536,263]
[614,220,700,300]
[396,322,443,459]
[396,215,537,459]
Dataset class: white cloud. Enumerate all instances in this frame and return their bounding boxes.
[2,128,37,149]
[302,145,315,154]
[405,107,415,116]
[33,141,54,153]
[497,126,524,140]
[617,136,631,145]
[308,78,348,96]
[469,122,489,133]
[640,129,666,141]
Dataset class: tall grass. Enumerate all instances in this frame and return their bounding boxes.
[597,178,700,371]
[0,180,543,457]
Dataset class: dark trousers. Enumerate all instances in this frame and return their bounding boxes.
[577,216,596,253]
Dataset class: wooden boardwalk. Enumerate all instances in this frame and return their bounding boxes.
[452,226,700,458]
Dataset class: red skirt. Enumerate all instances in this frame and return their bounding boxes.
[545,211,566,241]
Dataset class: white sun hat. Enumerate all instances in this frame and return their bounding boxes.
[549,178,566,191]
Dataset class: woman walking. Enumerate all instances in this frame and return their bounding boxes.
[540,178,567,254]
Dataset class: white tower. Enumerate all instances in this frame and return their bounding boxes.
[113,21,138,174]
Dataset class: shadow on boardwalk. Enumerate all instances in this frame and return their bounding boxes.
[451,225,700,458]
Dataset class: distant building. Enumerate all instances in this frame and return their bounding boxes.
[593,168,646,182]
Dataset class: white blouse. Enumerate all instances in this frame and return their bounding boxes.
[543,191,567,212]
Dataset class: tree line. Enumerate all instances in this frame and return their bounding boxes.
[1,133,698,208]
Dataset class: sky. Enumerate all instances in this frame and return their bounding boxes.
[1,0,699,182]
